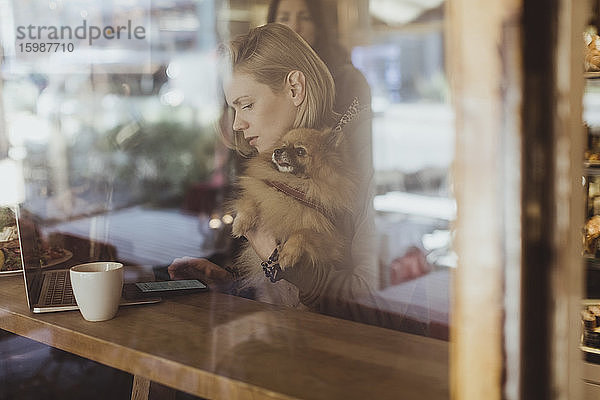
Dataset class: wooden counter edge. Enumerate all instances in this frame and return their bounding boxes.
[0,308,300,400]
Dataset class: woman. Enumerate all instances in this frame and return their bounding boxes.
[267,0,371,114]
[169,23,392,327]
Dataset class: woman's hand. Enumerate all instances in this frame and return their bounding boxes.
[245,228,278,261]
[167,257,234,292]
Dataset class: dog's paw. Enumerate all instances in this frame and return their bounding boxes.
[278,240,303,270]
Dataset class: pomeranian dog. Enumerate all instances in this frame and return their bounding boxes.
[230,127,356,306]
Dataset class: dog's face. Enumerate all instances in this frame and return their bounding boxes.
[271,128,333,177]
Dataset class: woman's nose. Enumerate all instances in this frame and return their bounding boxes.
[232,113,248,132]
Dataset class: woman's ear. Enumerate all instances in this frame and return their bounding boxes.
[286,70,306,106]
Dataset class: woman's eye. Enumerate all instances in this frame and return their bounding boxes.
[295,148,306,156]
[242,103,253,110]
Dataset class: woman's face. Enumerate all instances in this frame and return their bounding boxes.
[224,72,298,153]
[274,0,316,47]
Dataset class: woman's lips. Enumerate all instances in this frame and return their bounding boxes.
[247,136,258,146]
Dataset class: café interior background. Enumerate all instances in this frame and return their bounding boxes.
[0,0,452,332]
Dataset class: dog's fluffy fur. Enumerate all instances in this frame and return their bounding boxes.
[230,127,356,306]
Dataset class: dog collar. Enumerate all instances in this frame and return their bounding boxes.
[262,179,331,221]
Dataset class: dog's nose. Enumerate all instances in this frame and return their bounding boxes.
[273,148,283,157]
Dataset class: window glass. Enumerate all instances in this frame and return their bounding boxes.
[0,0,453,397]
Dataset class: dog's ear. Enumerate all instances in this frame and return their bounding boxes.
[324,127,344,150]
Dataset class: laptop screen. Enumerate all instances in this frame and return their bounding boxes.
[15,208,47,309]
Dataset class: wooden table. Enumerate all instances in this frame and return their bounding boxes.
[0,274,449,400]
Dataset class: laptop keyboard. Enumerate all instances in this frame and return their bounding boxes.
[43,270,75,306]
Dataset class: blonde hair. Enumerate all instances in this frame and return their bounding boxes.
[219,23,336,153]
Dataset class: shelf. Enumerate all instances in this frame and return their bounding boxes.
[585,165,600,175]
[587,257,600,270]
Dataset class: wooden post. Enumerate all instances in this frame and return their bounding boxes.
[551,1,585,399]
[131,375,177,400]
[131,375,150,400]
[447,0,522,399]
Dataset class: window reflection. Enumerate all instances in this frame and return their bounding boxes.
[0,0,454,329]
[0,1,453,395]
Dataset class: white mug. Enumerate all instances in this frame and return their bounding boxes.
[70,262,123,322]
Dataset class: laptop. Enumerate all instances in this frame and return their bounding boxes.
[15,211,161,313]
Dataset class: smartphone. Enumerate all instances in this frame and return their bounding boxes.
[123,279,208,299]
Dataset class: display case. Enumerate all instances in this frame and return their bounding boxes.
[581,73,600,366]
[584,74,600,297]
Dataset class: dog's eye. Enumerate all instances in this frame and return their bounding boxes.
[295,147,306,156]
